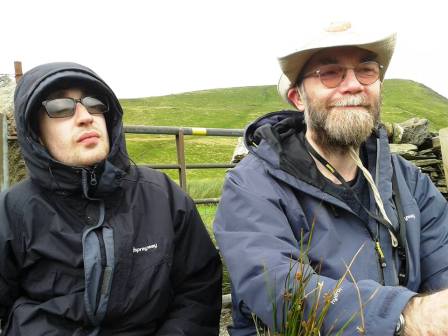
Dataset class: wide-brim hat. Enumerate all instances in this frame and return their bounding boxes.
[277,73,294,106]
[278,22,397,88]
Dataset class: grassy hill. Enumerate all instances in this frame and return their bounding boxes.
[121,79,448,130]
[120,79,448,190]
[120,85,290,129]
[382,79,448,129]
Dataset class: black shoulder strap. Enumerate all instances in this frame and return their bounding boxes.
[391,159,410,286]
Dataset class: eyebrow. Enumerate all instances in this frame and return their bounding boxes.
[314,54,378,66]
[45,89,86,100]
[361,54,378,63]
[45,90,71,100]
[316,57,338,65]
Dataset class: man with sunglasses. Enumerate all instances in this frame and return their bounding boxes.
[215,22,448,335]
[0,62,222,335]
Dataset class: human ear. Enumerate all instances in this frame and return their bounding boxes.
[287,87,305,112]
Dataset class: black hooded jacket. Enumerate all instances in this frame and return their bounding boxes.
[0,62,221,335]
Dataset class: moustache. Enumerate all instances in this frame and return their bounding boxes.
[330,95,369,107]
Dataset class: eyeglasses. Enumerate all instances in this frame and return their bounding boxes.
[302,61,384,88]
[41,96,109,118]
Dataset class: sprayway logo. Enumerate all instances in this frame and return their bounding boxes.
[404,214,416,222]
[133,243,158,253]
[331,287,343,304]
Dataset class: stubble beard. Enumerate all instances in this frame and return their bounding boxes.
[72,144,110,167]
[303,92,381,154]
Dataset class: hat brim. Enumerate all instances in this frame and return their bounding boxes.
[277,73,295,107]
[278,32,396,85]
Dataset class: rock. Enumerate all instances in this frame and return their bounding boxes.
[419,148,438,155]
[231,137,248,163]
[438,187,448,194]
[410,159,442,167]
[389,143,418,159]
[383,122,394,139]
[392,118,431,146]
[219,308,232,336]
[0,75,17,136]
[432,136,440,149]
[421,166,437,172]
[430,172,439,178]
[0,76,27,187]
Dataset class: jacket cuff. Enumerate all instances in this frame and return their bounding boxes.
[364,286,416,335]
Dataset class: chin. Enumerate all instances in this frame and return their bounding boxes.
[73,150,109,167]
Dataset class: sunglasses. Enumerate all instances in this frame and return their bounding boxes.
[302,61,384,88]
[41,96,109,118]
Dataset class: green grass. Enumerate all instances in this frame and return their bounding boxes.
[120,86,290,129]
[198,204,230,294]
[187,177,225,199]
[382,79,448,130]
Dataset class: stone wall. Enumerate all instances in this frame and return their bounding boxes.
[0,75,26,186]
[387,118,446,196]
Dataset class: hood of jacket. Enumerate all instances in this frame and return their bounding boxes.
[14,62,129,195]
[243,110,392,199]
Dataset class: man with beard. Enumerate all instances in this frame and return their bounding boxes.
[214,22,448,335]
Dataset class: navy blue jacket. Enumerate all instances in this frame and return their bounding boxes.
[0,63,221,335]
[214,111,448,335]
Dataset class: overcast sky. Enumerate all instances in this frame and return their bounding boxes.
[1,0,447,100]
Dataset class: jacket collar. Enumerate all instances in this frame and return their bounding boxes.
[245,111,394,208]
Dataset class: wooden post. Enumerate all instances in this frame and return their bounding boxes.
[14,61,23,83]
[439,128,448,182]
[175,129,187,192]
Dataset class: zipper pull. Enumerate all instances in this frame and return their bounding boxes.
[389,230,398,248]
[90,170,98,187]
[375,241,387,268]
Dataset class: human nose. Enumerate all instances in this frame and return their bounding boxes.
[338,68,364,93]
[74,102,94,125]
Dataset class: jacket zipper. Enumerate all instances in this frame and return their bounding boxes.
[90,169,98,187]
[80,168,109,319]
[375,241,386,285]
[94,229,107,314]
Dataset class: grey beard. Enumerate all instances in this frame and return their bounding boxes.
[304,96,381,153]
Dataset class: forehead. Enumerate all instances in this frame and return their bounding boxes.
[304,46,377,71]
[45,88,85,100]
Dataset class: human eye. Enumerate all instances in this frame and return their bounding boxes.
[318,64,342,79]
[82,97,108,114]
[43,98,75,118]
[357,62,379,77]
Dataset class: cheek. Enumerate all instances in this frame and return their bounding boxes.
[40,123,72,154]
[303,83,334,105]
[95,116,109,142]
[366,83,381,99]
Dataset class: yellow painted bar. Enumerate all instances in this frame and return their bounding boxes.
[191,127,207,136]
